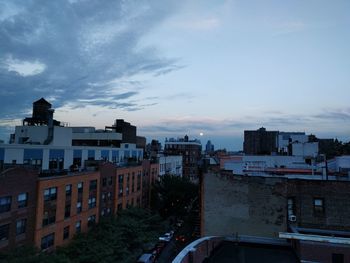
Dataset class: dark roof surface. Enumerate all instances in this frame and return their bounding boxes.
[207,241,299,263]
[33,97,51,105]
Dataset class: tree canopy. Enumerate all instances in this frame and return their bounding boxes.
[151,174,198,218]
[0,208,167,263]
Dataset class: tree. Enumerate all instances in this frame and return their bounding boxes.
[151,175,198,218]
[1,208,166,263]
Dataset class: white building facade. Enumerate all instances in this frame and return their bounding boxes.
[158,155,183,177]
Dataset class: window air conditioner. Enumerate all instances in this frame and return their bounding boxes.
[289,215,297,222]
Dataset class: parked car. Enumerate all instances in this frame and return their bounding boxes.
[137,253,154,263]
[158,231,174,242]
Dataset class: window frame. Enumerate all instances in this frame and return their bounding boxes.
[313,198,325,214]
[16,218,27,236]
[0,196,11,213]
[17,193,28,208]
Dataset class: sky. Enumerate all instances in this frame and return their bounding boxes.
[0,0,349,150]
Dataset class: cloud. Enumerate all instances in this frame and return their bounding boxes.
[0,0,181,119]
[313,108,350,121]
[176,17,221,31]
[4,56,46,76]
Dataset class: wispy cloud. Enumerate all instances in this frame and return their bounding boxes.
[313,108,350,121]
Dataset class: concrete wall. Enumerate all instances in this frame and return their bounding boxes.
[292,142,318,157]
[14,126,48,144]
[52,126,72,146]
[202,172,287,238]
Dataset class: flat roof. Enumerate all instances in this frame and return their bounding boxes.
[207,241,299,263]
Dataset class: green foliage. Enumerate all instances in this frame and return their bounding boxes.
[151,174,198,218]
[1,208,166,263]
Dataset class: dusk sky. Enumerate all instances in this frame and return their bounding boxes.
[0,0,349,150]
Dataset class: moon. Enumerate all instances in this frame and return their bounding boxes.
[199,132,204,136]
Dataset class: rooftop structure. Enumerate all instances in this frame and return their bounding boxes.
[1,99,144,171]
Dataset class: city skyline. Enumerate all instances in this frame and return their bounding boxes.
[0,0,349,150]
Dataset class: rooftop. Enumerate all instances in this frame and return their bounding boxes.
[207,241,299,263]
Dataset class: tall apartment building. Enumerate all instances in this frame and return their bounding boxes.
[243,127,278,155]
[164,135,202,181]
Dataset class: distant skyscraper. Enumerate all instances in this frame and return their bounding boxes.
[205,140,214,155]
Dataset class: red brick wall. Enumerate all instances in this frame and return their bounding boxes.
[0,167,38,250]
[34,171,100,249]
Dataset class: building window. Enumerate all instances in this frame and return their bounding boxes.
[63,226,69,240]
[108,177,113,186]
[88,197,96,209]
[314,198,324,214]
[88,215,96,227]
[117,203,122,211]
[65,184,72,197]
[77,182,83,193]
[42,210,56,226]
[0,224,10,241]
[89,180,97,191]
[0,196,11,213]
[75,221,81,234]
[102,178,107,187]
[17,193,28,208]
[44,187,57,202]
[76,202,82,214]
[16,219,27,236]
[64,204,71,219]
[41,233,55,250]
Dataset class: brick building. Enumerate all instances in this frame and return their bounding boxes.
[243,127,278,155]
[201,170,350,263]
[0,167,38,250]
[34,171,100,250]
[164,135,201,181]
[141,160,158,208]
